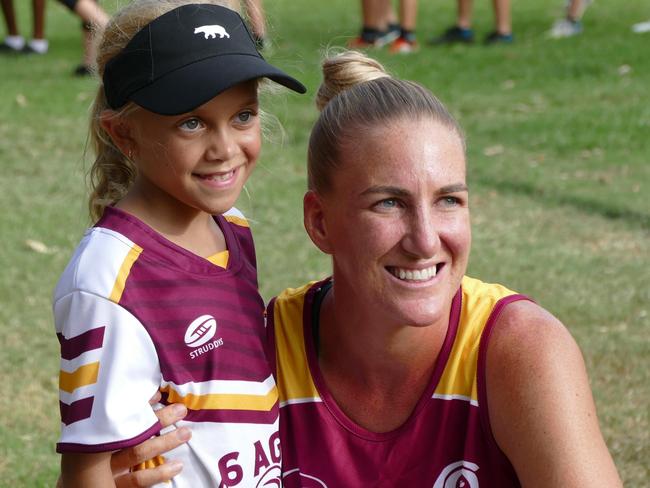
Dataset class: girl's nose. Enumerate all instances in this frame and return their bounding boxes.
[206,128,237,161]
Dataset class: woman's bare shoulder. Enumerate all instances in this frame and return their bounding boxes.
[484,299,622,487]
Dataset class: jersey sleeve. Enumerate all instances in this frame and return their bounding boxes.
[54,290,163,453]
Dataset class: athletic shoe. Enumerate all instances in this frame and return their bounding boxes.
[548,18,583,38]
[73,64,93,77]
[378,24,401,45]
[388,37,419,54]
[347,36,376,49]
[632,20,650,33]
[22,40,48,54]
[483,31,514,44]
[0,34,26,52]
[428,26,474,45]
[348,29,401,49]
[0,43,20,54]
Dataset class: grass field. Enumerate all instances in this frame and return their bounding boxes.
[1,0,648,485]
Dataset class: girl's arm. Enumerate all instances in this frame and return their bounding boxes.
[57,401,188,488]
[61,452,114,487]
[486,300,622,487]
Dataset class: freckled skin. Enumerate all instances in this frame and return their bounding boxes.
[317,117,470,332]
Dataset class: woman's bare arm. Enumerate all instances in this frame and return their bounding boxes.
[487,300,622,487]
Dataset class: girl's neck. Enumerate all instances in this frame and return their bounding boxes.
[116,188,227,258]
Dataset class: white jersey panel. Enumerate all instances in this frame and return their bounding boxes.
[54,226,138,302]
[151,418,281,488]
[55,291,162,450]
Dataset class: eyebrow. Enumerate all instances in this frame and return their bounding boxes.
[360,183,469,197]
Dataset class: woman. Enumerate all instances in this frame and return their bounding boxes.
[110,51,622,487]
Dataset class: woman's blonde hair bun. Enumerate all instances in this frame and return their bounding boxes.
[315,50,391,111]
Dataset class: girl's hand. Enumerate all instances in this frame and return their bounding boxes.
[112,394,191,487]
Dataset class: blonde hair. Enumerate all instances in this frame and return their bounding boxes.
[88,0,237,221]
[308,50,465,193]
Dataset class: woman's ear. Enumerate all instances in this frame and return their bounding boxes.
[303,190,333,255]
[99,111,135,158]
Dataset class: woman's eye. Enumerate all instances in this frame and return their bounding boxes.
[376,199,400,210]
[179,118,202,132]
[441,196,461,207]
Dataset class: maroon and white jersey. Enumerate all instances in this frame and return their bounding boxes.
[268,276,529,487]
[54,207,281,487]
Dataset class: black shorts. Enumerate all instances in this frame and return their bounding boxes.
[56,0,97,11]
[57,0,79,11]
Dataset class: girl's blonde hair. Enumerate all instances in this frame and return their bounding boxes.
[88,0,236,221]
[308,50,465,193]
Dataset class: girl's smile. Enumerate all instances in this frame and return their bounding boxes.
[104,80,262,223]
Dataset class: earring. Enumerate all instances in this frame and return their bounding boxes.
[127,149,133,160]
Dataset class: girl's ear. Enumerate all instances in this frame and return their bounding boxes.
[303,190,333,255]
[99,111,135,158]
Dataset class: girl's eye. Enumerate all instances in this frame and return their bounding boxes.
[236,110,255,124]
[178,118,202,132]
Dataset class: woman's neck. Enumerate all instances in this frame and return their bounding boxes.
[318,287,444,384]
[317,285,447,432]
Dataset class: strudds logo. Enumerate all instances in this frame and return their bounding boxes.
[194,24,230,39]
[184,314,224,360]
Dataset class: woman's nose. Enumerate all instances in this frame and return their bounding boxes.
[402,209,440,259]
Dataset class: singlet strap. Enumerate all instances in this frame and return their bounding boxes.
[311,280,333,355]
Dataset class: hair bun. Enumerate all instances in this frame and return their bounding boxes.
[315,50,390,111]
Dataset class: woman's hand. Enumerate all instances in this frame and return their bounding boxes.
[112,394,191,487]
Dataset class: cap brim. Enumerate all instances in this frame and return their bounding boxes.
[130,54,306,115]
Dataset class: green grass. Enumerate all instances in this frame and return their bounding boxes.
[1,0,648,485]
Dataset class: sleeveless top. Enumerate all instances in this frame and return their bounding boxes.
[267,275,529,487]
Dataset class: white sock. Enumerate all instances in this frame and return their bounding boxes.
[27,38,49,54]
[4,35,25,50]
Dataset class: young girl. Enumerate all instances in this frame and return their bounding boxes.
[53,1,305,486]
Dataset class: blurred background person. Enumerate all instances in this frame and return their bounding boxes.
[348,0,419,53]
[429,0,512,45]
[0,0,48,54]
[547,0,591,38]
[57,0,109,75]
[0,0,109,75]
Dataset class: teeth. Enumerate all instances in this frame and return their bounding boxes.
[390,265,437,282]
[199,169,235,181]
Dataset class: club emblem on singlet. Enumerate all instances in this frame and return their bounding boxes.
[282,469,328,487]
[433,461,480,488]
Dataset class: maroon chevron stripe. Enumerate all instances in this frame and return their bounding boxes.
[60,396,94,425]
[57,327,105,360]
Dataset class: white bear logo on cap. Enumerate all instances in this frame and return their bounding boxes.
[194,24,230,39]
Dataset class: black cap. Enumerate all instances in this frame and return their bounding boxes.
[103,4,306,115]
